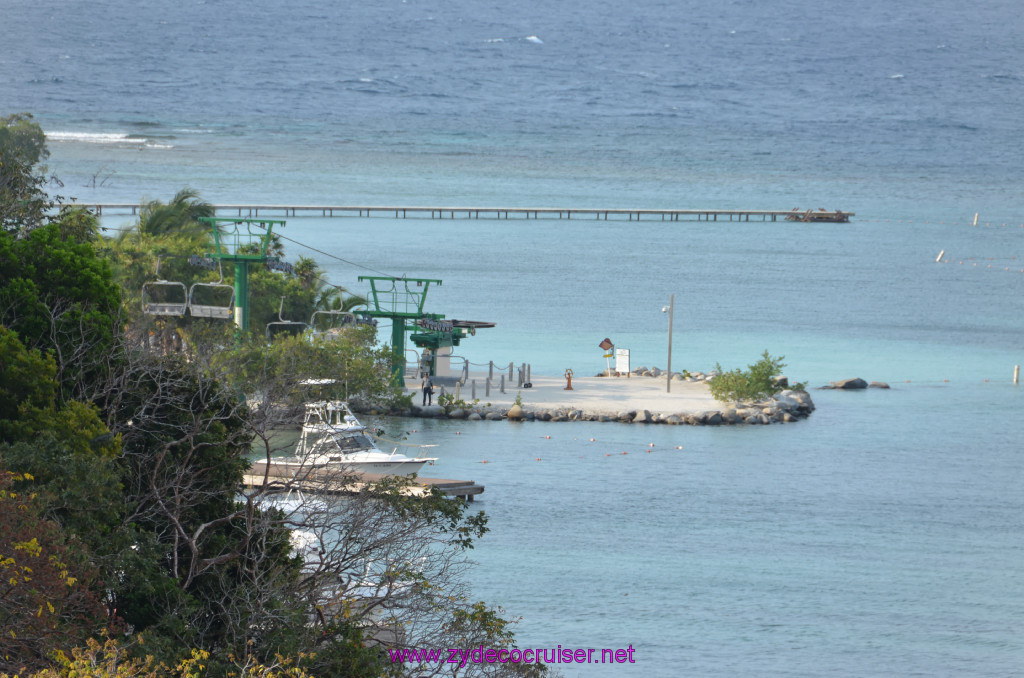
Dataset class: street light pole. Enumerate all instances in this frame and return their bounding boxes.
[663,294,674,393]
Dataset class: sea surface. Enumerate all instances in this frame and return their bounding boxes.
[4,0,1023,675]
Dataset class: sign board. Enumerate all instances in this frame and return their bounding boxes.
[615,348,630,375]
[599,337,614,351]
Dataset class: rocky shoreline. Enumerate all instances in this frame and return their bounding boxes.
[377,388,816,426]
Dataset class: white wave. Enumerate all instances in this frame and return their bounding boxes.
[485,38,505,43]
[45,130,172,148]
[46,131,145,144]
[890,73,905,79]
[525,35,543,44]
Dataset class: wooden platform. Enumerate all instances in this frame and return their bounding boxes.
[77,203,853,223]
[244,460,484,501]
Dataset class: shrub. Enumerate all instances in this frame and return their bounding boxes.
[708,351,803,403]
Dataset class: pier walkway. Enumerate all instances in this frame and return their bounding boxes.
[81,203,853,222]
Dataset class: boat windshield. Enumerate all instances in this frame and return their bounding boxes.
[330,434,376,453]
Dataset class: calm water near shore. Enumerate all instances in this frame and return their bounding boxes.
[6,0,1024,673]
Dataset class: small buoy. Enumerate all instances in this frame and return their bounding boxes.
[621,451,628,455]
[647,450,652,453]
[544,435,551,439]
[605,453,611,457]
[984,379,989,382]
[675,445,683,450]
[481,460,488,463]
[589,438,595,442]
[648,443,654,447]
[905,380,911,383]
[536,458,542,461]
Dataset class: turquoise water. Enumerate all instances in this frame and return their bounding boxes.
[5,0,1024,673]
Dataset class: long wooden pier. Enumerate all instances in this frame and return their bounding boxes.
[80,203,853,222]
[244,460,484,501]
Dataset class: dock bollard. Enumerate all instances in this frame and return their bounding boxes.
[500,375,505,394]
[485,379,491,397]
[472,379,477,399]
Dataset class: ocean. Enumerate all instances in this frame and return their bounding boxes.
[4,0,1023,674]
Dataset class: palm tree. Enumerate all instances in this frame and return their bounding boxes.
[137,188,214,237]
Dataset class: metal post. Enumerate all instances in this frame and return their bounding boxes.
[508,362,513,381]
[485,379,491,397]
[665,294,674,393]
[233,261,249,332]
[527,364,531,384]
[472,379,477,399]
[489,361,494,381]
[500,374,505,394]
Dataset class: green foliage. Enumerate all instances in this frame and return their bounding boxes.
[212,328,399,410]
[436,392,479,415]
[0,113,52,232]
[708,350,798,403]
[0,224,122,402]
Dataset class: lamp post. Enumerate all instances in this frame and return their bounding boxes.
[661,294,674,393]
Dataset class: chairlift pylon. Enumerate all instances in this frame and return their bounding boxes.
[266,296,310,340]
[188,260,235,320]
[141,256,188,317]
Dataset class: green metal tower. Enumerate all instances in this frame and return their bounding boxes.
[199,217,289,333]
[358,276,444,384]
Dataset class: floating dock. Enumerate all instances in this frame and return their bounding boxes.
[244,460,484,501]
[80,203,853,223]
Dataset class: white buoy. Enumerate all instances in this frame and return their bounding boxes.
[1015,365,1020,385]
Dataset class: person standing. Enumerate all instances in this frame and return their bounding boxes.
[422,377,434,406]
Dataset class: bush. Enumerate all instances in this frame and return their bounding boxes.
[708,351,803,403]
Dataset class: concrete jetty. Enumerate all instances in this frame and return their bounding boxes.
[401,371,815,425]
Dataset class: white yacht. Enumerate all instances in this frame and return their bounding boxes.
[291,400,436,476]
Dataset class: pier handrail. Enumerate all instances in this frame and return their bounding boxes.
[72,203,853,222]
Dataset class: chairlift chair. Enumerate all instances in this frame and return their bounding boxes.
[266,296,310,340]
[188,261,235,320]
[141,257,188,316]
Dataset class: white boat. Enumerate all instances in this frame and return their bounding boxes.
[290,400,436,476]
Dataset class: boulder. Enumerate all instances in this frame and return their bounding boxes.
[448,409,467,419]
[869,381,891,389]
[507,404,525,420]
[665,414,683,425]
[467,412,483,421]
[832,378,868,390]
[633,409,651,424]
[704,411,723,425]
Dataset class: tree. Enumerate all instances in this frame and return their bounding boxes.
[0,470,112,675]
[135,188,214,238]
[0,224,122,404]
[0,113,53,233]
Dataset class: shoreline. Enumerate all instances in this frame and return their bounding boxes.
[377,373,815,425]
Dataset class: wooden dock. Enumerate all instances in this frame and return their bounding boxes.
[244,460,484,501]
[79,203,853,223]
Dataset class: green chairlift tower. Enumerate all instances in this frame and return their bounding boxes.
[198,217,291,333]
[358,276,494,386]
